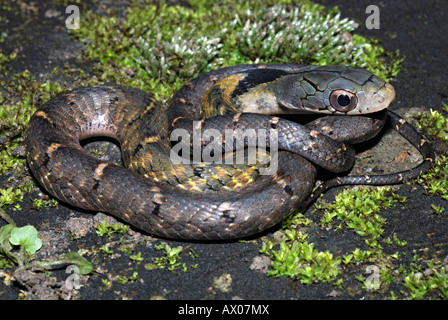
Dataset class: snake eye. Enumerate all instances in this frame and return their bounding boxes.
[329,90,358,112]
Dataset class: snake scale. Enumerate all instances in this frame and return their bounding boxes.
[25,64,434,240]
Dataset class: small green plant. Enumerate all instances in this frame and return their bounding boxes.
[418,155,448,201]
[0,188,23,206]
[117,275,128,285]
[400,262,448,299]
[352,248,374,263]
[431,204,445,215]
[321,187,402,248]
[284,229,309,242]
[320,210,338,225]
[414,106,448,204]
[101,278,112,288]
[390,233,408,247]
[415,105,448,145]
[0,223,41,268]
[144,242,188,273]
[32,197,58,210]
[95,219,129,237]
[129,271,139,282]
[0,208,92,274]
[261,240,341,284]
[100,243,113,255]
[113,271,140,286]
[9,225,42,254]
[342,254,353,265]
[130,251,144,263]
[282,212,313,229]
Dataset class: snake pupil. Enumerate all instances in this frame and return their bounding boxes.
[337,94,350,107]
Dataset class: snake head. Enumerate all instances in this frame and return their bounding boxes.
[272,65,395,115]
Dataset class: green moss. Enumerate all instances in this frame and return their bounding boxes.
[321,187,405,248]
[0,187,23,206]
[0,70,64,176]
[261,239,341,284]
[95,219,129,237]
[144,242,188,273]
[261,186,419,291]
[351,35,403,81]
[399,262,448,299]
[421,157,448,200]
[415,105,448,145]
[415,105,448,201]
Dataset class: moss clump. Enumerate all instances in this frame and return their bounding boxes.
[415,104,448,145]
[415,104,448,201]
[418,155,448,201]
[321,187,405,248]
[398,261,448,299]
[261,187,404,286]
[0,68,63,175]
[233,4,402,80]
[261,240,341,284]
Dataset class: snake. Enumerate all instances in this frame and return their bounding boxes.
[25,64,434,240]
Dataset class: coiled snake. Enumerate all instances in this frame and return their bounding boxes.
[25,64,434,240]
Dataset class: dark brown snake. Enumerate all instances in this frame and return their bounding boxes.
[25,64,434,240]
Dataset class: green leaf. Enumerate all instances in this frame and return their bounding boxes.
[32,252,93,275]
[59,252,93,275]
[9,225,42,254]
[0,224,14,250]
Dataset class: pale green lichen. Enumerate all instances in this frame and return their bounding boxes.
[135,27,225,85]
[235,5,357,64]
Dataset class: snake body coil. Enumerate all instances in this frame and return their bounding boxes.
[25,64,433,240]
